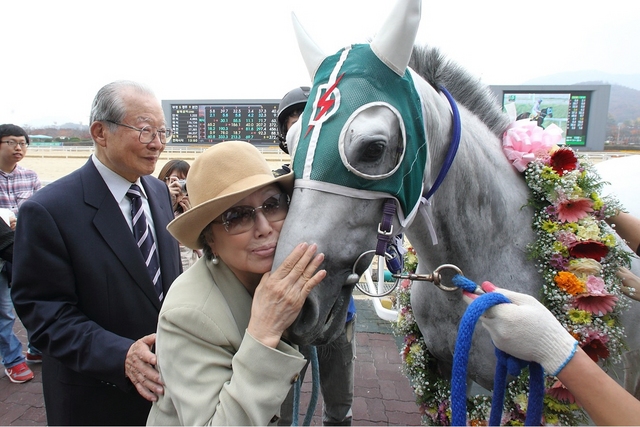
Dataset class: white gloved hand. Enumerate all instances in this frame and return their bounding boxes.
[617,267,640,302]
[463,281,578,376]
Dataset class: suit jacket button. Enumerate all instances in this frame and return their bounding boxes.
[290,373,300,384]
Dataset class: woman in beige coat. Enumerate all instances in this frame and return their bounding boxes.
[147,141,325,426]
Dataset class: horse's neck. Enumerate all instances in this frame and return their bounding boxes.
[408,92,539,284]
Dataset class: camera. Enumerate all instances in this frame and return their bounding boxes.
[177,179,188,196]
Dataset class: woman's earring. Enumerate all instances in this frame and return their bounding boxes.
[212,253,219,265]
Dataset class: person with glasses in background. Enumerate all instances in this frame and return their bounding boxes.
[0,124,41,384]
[11,81,182,425]
[147,141,326,426]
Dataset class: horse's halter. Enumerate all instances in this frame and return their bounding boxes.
[352,86,463,296]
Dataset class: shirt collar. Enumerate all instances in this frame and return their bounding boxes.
[91,155,148,202]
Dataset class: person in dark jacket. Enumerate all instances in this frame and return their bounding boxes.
[11,80,182,425]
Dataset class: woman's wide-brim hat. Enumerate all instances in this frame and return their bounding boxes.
[167,141,293,249]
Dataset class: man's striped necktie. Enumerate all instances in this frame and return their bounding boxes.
[127,184,163,301]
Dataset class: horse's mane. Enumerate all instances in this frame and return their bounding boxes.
[409,45,512,137]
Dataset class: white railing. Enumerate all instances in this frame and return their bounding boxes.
[28,145,635,157]
[27,144,288,158]
[581,151,637,162]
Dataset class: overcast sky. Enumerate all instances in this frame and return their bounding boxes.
[2,0,639,127]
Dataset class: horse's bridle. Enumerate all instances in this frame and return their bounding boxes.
[353,86,467,296]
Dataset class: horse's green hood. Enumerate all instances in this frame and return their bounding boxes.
[292,44,427,224]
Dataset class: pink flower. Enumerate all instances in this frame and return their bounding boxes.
[585,275,606,294]
[574,294,618,316]
[573,275,618,315]
[556,230,578,247]
[556,197,594,223]
[502,120,563,172]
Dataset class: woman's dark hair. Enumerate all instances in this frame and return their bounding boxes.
[157,160,191,214]
[197,221,216,260]
[157,159,190,181]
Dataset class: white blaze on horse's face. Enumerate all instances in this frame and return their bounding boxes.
[339,103,405,179]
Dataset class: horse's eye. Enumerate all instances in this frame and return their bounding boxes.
[361,141,385,162]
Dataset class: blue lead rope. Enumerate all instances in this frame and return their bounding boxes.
[450,275,544,426]
[292,345,320,426]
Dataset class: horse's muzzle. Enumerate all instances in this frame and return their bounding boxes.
[286,285,352,346]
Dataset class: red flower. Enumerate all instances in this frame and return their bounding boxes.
[547,380,577,404]
[556,197,593,223]
[550,148,578,176]
[568,240,609,260]
[582,337,610,362]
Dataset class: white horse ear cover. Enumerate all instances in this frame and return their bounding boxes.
[292,12,326,80]
[370,0,422,76]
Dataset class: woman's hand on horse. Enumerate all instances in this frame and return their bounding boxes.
[463,282,578,376]
[248,242,326,348]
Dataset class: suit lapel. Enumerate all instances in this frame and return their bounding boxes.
[81,162,162,310]
[209,261,252,337]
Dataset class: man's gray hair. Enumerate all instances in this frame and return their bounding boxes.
[89,80,156,132]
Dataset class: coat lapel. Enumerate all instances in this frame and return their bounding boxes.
[81,162,162,310]
[209,260,252,338]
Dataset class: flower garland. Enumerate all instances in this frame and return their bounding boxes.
[394,119,632,426]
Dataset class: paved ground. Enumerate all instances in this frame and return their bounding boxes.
[1,296,422,426]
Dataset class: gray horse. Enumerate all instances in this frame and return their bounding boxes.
[273,0,640,401]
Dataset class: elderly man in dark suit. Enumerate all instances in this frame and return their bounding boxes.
[11,80,182,425]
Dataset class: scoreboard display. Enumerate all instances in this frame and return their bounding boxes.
[491,84,611,151]
[501,91,592,146]
[162,100,280,144]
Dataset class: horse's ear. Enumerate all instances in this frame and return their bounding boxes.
[370,0,422,76]
[292,12,326,80]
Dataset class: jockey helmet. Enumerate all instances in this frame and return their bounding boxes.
[277,86,310,153]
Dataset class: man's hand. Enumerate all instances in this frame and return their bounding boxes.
[125,333,164,401]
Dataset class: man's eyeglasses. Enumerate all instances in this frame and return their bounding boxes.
[215,193,289,235]
[1,139,29,148]
[105,120,172,144]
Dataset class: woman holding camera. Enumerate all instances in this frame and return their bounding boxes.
[158,159,191,214]
[158,159,201,270]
